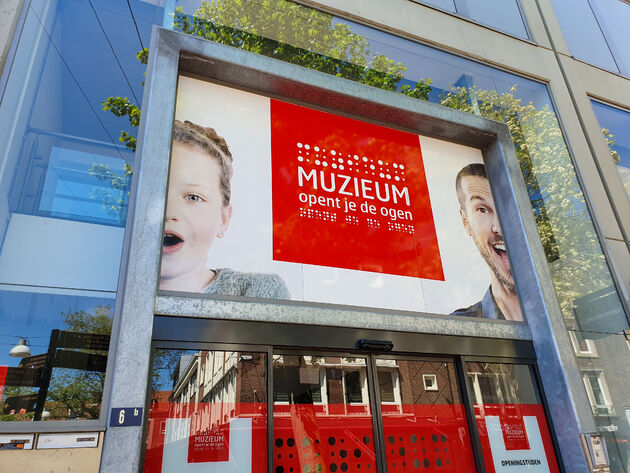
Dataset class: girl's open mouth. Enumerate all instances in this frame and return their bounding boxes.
[163,233,184,253]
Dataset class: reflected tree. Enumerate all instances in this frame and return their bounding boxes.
[440,86,615,317]
[101,0,621,320]
[45,305,113,420]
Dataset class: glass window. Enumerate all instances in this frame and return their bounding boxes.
[589,0,630,75]
[466,363,561,472]
[0,0,163,423]
[583,371,613,415]
[144,348,268,473]
[415,0,456,13]
[0,289,114,421]
[377,358,476,472]
[591,99,630,199]
[413,0,529,38]
[273,354,377,473]
[550,0,630,75]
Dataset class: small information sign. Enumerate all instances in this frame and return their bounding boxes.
[110,407,143,427]
[582,433,610,472]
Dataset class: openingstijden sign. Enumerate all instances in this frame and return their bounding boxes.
[270,99,443,280]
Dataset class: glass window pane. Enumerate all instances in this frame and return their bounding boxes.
[273,354,376,473]
[549,0,618,72]
[415,0,456,13]
[591,100,630,199]
[590,0,630,76]
[458,0,529,38]
[466,363,561,472]
[0,289,113,421]
[377,358,476,472]
[144,349,268,473]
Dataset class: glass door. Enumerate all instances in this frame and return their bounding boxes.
[144,347,268,473]
[374,357,477,472]
[466,362,561,473]
[141,342,560,473]
[273,353,378,473]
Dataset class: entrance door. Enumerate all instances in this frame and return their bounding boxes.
[143,348,477,473]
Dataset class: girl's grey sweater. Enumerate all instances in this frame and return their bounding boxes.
[203,268,290,299]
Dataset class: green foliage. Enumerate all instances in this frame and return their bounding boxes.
[440,85,612,316]
[602,128,621,164]
[43,306,113,420]
[88,162,132,223]
[62,304,113,335]
[47,368,103,420]
[137,47,149,65]
[101,96,141,151]
[172,1,428,93]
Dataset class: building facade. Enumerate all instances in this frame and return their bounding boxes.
[0,1,629,472]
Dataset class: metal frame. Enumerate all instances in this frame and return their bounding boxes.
[99,26,594,472]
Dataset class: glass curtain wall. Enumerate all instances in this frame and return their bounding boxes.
[413,0,529,39]
[550,0,630,76]
[0,0,163,422]
[168,1,630,469]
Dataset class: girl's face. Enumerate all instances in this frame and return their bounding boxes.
[160,142,232,291]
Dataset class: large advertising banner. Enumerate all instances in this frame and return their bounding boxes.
[160,76,522,321]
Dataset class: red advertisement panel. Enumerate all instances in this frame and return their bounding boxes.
[270,99,444,280]
[272,404,475,473]
[0,366,7,403]
[475,404,560,473]
[381,403,477,472]
[144,402,267,473]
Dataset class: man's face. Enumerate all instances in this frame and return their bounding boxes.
[160,142,232,286]
[459,175,515,292]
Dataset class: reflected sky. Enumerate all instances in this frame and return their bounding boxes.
[0,289,114,367]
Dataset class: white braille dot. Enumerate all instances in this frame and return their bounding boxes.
[399,164,404,169]
[393,163,398,168]
[347,160,353,165]
[338,158,344,163]
[378,160,383,165]
[339,165,344,170]
[314,146,320,152]
[298,156,304,162]
[332,163,337,168]
[379,173,385,178]
[331,150,336,156]
[305,144,310,150]
[323,162,328,167]
[386,174,391,179]
[395,176,400,181]
[315,160,321,165]
[363,157,368,162]
[370,164,375,170]
[297,143,303,148]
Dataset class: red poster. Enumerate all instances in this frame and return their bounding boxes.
[0,366,7,403]
[476,404,560,473]
[188,422,230,463]
[143,402,267,473]
[271,100,444,280]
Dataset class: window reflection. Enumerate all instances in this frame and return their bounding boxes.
[376,358,476,472]
[0,290,113,421]
[417,0,529,39]
[591,99,630,199]
[466,363,561,472]
[550,0,630,76]
[273,354,376,473]
[145,349,268,473]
